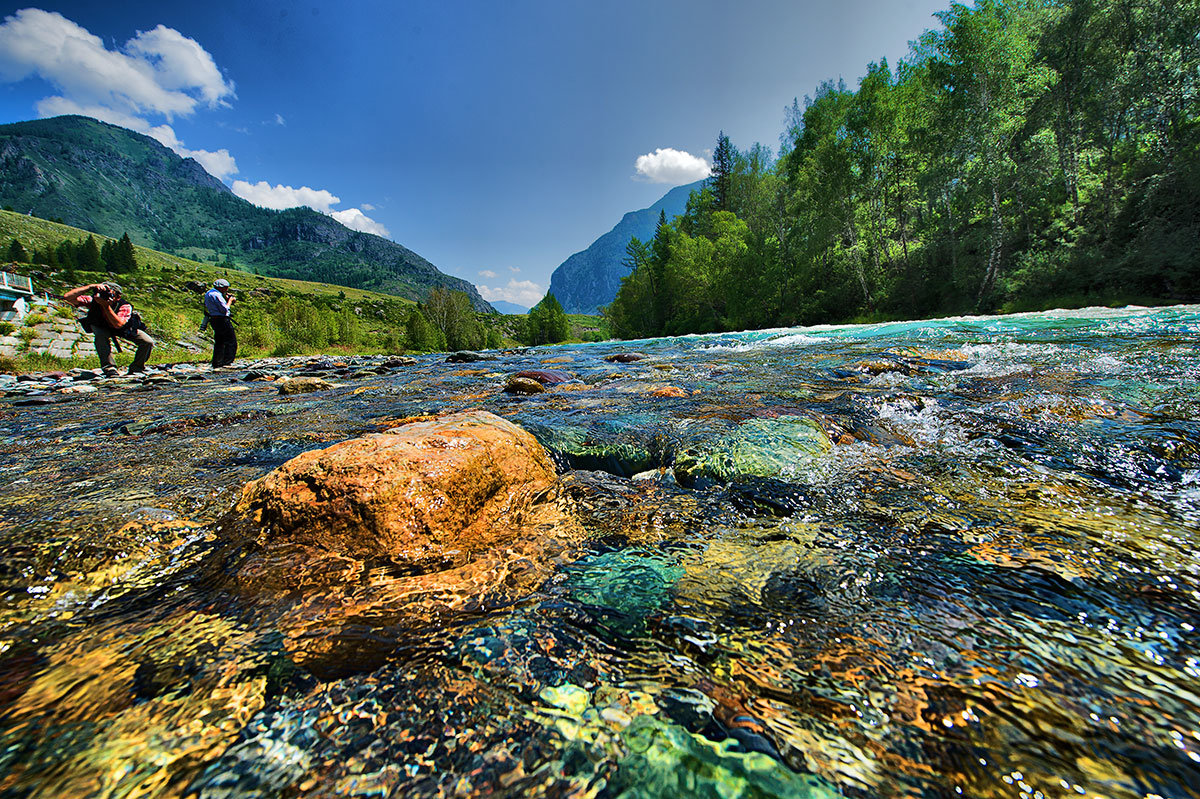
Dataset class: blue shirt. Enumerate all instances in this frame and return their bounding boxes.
[204,288,231,317]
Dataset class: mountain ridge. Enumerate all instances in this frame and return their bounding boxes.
[548,180,704,314]
[0,115,492,311]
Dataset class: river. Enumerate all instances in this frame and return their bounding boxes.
[1,305,1198,798]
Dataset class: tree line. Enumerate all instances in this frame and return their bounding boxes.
[6,232,138,277]
[606,0,1199,338]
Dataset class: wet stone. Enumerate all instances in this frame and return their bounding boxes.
[13,396,56,406]
[277,377,334,395]
[514,369,574,385]
[446,351,496,363]
[504,376,546,394]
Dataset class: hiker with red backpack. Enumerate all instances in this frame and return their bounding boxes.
[63,281,154,376]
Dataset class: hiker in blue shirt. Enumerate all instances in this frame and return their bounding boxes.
[203,279,237,368]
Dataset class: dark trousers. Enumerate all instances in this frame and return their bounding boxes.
[94,327,154,371]
[211,316,237,367]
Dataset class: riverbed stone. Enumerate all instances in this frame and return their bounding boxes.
[513,369,574,385]
[277,376,333,395]
[674,415,833,486]
[504,376,546,394]
[446,351,496,363]
[236,410,561,566]
[233,411,579,676]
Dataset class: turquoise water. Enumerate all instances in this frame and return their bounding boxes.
[1,305,1198,798]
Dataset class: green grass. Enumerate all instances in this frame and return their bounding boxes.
[0,210,533,372]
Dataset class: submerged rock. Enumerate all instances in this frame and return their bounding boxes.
[513,369,574,385]
[524,417,669,477]
[605,353,648,363]
[674,415,832,486]
[277,377,333,395]
[446,351,496,363]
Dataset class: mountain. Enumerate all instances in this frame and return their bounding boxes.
[0,116,492,311]
[489,300,530,314]
[547,180,704,314]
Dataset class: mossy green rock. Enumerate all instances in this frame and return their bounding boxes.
[674,416,831,485]
[612,715,840,799]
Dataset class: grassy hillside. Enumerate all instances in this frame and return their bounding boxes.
[0,210,449,369]
[0,116,492,310]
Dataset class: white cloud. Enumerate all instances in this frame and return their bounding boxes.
[361,202,375,211]
[232,180,389,236]
[478,279,544,307]
[634,147,711,184]
[0,9,233,119]
[146,123,237,179]
[182,147,238,181]
[331,207,389,237]
[508,266,521,273]
[274,113,286,126]
[231,180,340,212]
[124,24,233,107]
[478,269,497,279]
[0,9,239,180]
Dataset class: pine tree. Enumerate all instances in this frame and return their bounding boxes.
[523,293,571,345]
[710,131,734,212]
[115,233,138,273]
[100,239,115,271]
[405,308,444,352]
[79,235,100,271]
[6,238,28,263]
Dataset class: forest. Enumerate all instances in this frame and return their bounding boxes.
[605,0,1199,338]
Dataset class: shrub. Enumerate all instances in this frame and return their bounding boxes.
[0,321,14,336]
[139,308,189,341]
[241,316,278,352]
[23,313,47,327]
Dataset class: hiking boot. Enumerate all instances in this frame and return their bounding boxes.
[127,366,147,375]
[102,366,119,377]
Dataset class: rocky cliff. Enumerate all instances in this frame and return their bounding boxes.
[547,180,703,314]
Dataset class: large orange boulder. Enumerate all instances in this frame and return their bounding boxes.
[233,411,577,677]
[236,410,558,566]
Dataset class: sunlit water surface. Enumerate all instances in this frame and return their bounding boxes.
[1,305,1199,799]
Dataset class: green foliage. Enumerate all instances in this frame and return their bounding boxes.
[606,0,1200,338]
[0,321,14,335]
[422,288,486,351]
[404,307,444,352]
[78,235,100,271]
[6,238,28,263]
[522,293,571,345]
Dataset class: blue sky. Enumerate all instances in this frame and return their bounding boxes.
[0,0,947,307]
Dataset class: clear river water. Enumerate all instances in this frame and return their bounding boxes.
[1,305,1198,799]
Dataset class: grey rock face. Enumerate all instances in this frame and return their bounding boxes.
[547,180,703,314]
